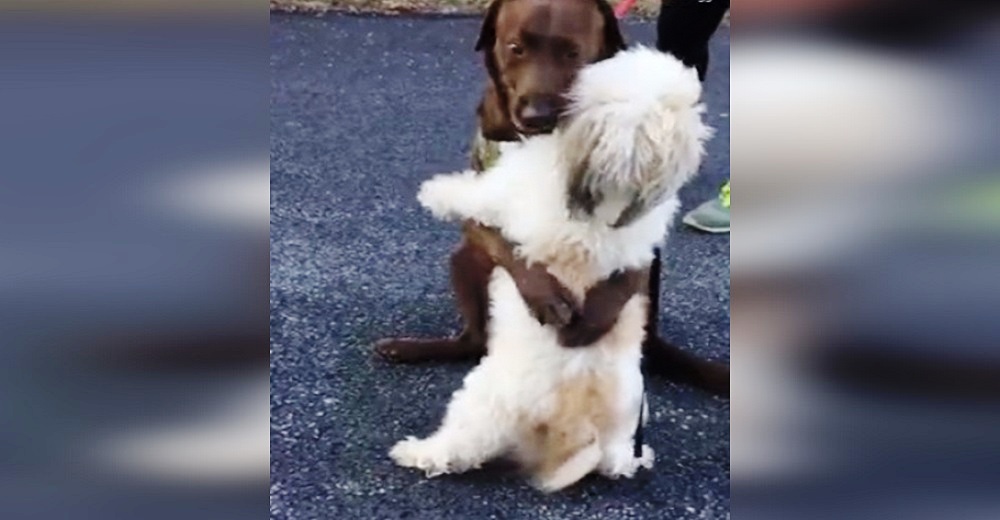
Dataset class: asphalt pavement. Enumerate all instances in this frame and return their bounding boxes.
[270,13,730,520]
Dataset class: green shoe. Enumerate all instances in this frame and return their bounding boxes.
[683,181,730,234]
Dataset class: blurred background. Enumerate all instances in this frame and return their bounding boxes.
[0,1,267,519]
[730,1,1000,519]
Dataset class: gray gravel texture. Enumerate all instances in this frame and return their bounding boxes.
[270,13,730,520]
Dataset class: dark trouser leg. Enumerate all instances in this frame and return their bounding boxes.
[657,0,729,82]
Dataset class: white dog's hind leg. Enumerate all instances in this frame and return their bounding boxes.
[534,441,603,493]
[599,398,654,479]
[390,366,513,478]
[599,440,654,480]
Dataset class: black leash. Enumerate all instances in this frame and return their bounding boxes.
[634,248,662,458]
[632,350,647,459]
[633,366,647,458]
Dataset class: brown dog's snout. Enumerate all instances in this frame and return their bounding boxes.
[517,96,560,134]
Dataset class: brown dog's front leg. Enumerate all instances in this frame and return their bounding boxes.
[375,237,494,363]
[465,222,578,327]
[376,223,578,363]
[558,268,647,348]
[642,248,730,397]
[644,335,730,397]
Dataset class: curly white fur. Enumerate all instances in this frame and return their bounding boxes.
[563,47,712,227]
[392,47,710,491]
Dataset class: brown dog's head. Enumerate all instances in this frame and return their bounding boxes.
[476,0,626,141]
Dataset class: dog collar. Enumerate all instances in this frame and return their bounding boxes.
[614,0,638,19]
[471,129,505,172]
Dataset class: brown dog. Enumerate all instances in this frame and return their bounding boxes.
[376,0,728,397]
[474,0,624,140]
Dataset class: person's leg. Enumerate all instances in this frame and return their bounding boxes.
[657,0,730,82]
[657,0,730,232]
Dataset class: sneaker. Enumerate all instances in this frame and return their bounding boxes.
[684,181,730,233]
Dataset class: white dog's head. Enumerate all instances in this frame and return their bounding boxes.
[561,46,712,227]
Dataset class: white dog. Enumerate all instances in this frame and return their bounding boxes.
[391,47,710,492]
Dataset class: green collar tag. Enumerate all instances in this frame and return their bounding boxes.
[478,138,502,171]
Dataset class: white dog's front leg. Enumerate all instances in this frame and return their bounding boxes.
[417,170,501,226]
[390,365,512,478]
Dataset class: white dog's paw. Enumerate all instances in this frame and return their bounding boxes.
[600,445,655,479]
[417,172,468,221]
[636,445,655,470]
[390,437,452,478]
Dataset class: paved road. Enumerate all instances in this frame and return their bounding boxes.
[270,13,730,520]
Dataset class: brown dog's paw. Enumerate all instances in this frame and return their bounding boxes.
[516,266,578,328]
[702,363,730,398]
[374,339,425,364]
[375,337,485,364]
[558,320,608,348]
[642,336,730,398]
[526,295,576,328]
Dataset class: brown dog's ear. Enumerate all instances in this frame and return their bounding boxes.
[475,0,519,141]
[594,0,627,59]
[475,0,504,52]
[477,81,520,142]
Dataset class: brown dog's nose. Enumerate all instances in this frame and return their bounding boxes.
[519,97,559,133]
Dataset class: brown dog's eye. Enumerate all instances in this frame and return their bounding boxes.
[508,43,525,56]
[566,50,580,60]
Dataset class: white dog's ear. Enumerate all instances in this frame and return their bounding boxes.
[610,107,687,227]
[565,144,602,219]
[564,100,711,227]
[563,47,714,227]
[562,108,622,220]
